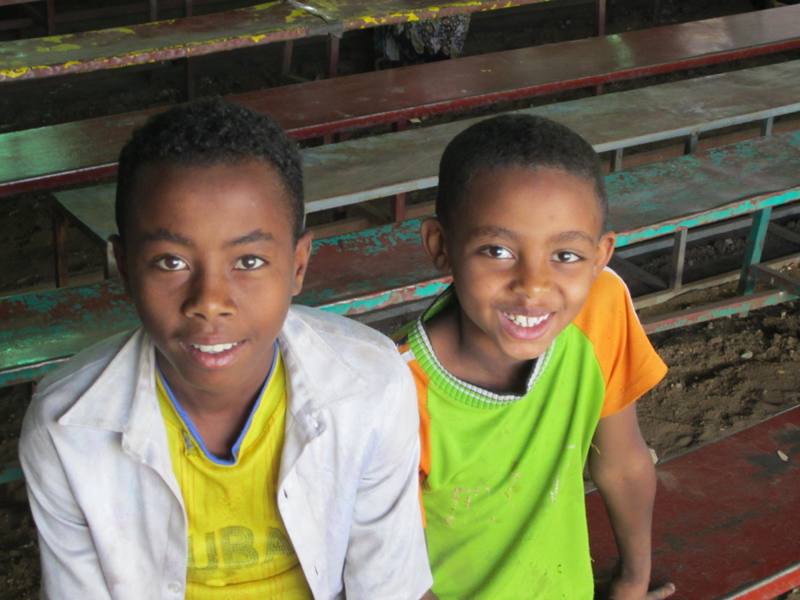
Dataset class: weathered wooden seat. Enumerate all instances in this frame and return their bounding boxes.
[52,60,800,255]
[2,6,799,197]
[5,130,799,388]
[589,405,800,599]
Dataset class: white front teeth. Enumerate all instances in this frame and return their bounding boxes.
[504,313,550,328]
[192,342,239,354]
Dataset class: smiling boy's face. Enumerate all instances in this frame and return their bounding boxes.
[424,165,615,371]
[114,159,311,403]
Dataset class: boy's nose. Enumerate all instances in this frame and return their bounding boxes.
[513,258,553,297]
[181,271,236,320]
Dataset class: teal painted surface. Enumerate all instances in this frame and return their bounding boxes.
[0,465,22,485]
[738,208,773,295]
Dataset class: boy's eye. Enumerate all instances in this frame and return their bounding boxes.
[234,256,266,270]
[154,256,188,271]
[480,245,514,260]
[553,251,583,264]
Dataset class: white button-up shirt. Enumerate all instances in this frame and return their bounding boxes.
[20,306,432,599]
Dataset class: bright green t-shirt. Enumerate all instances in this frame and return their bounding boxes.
[399,270,667,599]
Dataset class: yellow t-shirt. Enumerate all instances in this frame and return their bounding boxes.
[157,350,312,600]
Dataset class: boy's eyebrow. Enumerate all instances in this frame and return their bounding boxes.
[226,229,275,246]
[551,231,597,245]
[466,225,519,241]
[141,228,194,246]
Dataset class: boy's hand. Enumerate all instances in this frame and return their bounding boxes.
[608,577,675,600]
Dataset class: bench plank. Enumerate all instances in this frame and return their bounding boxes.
[0,0,553,82]
[588,405,800,598]
[2,7,799,197]
[8,132,796,386]
[54,60,800,245]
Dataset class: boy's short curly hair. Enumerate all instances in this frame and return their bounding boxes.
[116,98,304,242]
[437,114,608,232]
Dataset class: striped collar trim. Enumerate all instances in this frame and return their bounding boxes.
[409,287,555,408]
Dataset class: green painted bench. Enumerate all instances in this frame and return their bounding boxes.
[3,6,800,198]
[5,130,800,389]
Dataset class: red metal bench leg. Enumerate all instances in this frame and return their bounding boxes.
[45,0,55,34]
[328,33,341,78]
[52,209,69,288]
[596,0,606,36]
[282,40,294,77]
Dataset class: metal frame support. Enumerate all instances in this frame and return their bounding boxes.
[45,0,55,33]
[761,116,774,137]
[738,207,773,296]
[611,148,624,172]
[596,0,606,36]
[327,32,341,78]
[669,227,688,291]
[685,131,699,155]
[652,0,662,25]
[184,0,192,16]
[282,40,294,77]
[52,208,69,288]
[149,0,157,21]
[184,58,195,100]
[392,120,408,221]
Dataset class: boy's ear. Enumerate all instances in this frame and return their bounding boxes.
[110,234,131,293]
[592,231,616,277]
[421,218,451,273]
[291,230,314,296]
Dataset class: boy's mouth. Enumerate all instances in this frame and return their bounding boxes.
[181,340,245,368]
[500,311,553,340]
[190,341,241,354]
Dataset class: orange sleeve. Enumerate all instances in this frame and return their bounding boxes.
[398,344,431,526]
[572,269,668,418]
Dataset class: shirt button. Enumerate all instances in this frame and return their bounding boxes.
[167,582,182,594]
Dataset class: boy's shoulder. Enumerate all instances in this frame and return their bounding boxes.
[22,329,140,433]
[283,305,408,377]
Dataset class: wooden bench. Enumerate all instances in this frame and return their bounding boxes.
[50,60,800,281]
[590,405,800,599]
[2,5,799,198]
[5,127,799,388]
[0,0,580,84]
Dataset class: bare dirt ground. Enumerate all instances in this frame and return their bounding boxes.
[0,0,799,598]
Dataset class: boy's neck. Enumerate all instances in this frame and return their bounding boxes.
[425,305,535,396]
[156,352,273,457]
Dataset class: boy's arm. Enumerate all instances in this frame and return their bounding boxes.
[589,403,674,600]
[343,363,433,599]
[19,411,112,600]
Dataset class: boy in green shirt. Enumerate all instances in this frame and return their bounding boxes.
[399,114,676,599]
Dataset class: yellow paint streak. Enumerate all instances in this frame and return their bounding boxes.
[36,43,81,53]
[0,67,30,79]
[106,27,136,35]
[283,8,307,23]
[62,60,82,69]
[250,34,268,42]
[251,1,280,11]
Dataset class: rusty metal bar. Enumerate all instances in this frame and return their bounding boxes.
[738,207,773,295]
[720,562,800,600]
[641,288,794,334]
